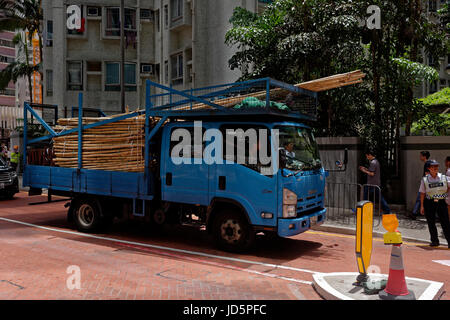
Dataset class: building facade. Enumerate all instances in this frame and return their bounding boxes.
[0,31,18,143]
[41,0,269,116]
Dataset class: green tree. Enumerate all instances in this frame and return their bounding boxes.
[0,0,43,102]
[226,0,449,179]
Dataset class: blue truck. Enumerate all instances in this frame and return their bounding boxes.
[22,77,347,252]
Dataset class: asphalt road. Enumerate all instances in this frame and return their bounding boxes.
[0,192,449,300]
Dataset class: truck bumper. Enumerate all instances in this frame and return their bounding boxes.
[277,208,326,238]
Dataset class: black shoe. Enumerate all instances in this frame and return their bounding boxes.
[430,242,440,247]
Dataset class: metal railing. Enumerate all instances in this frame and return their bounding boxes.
[324,182,382,227]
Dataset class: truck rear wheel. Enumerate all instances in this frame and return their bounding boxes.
[72,198,102,233]
[212,210,255,252]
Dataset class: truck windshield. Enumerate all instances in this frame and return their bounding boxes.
[276,126,322,171]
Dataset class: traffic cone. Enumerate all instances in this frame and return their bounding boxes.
[379,244,415,300]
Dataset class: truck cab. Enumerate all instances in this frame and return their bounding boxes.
[158,119,326,251]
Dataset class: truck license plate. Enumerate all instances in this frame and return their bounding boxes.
[0,183,4,189]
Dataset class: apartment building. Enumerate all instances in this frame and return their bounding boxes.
[0,31,18,142]
[41,0,269,116]
[418,0,450,97]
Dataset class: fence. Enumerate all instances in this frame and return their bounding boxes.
[324,182,382,227]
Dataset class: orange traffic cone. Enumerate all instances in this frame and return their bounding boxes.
[379,244,415,300]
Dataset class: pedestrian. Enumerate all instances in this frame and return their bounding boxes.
[0,142,8,161]
[411,151,433,219]
[419,160,450,248]
[10,145,20,171]
[359,149,391,214]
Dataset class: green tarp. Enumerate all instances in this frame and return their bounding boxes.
[233,97,290,112]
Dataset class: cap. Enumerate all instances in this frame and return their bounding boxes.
[13,145,18,149]
[428,159,439,166]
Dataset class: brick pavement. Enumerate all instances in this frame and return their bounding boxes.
[0,193,320,300]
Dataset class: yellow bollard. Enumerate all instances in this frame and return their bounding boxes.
[354,201,374,286]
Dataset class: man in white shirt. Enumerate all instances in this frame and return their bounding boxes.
[419,160,450,248]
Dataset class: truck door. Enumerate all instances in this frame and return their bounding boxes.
[212,124,278,227]
[161,125,209,205]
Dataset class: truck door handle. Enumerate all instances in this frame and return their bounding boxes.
[166,173,172,186]
[219,176,226,190]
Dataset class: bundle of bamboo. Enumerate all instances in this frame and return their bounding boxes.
[52,114,149,172]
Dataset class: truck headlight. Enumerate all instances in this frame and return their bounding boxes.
[283,188,297,218]
[10,171,17,179]
[283,205,297,218]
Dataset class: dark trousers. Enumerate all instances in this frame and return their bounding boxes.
[423,199,450,245]
[363,186,391,214]
[10,162,17,171]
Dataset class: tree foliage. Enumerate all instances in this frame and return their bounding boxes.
[225,0,449,178]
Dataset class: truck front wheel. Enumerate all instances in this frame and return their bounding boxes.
[212,210,255,252]
[72,198,102,233]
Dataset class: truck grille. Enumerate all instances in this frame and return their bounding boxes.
[0,172,11,183]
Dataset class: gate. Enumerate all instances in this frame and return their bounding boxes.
[324,183,382,227]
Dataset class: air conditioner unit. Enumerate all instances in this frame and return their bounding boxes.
[87,6,101,17]
[141,64,154,74]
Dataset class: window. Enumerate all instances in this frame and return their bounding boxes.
[46,70,53,96]
[171,0,183,21]
[171,53,183,85]
[430,80,437,94]
[105,62,136,91]
[0,55,15,63]
[0,39,14,48]
[0,89,15,96]
[169,127,206,159]
[105,7,136,36]
[429,0,437,12]
[164,5,168,28]
[140,9,152,20]
[67,5,84,35]
[155,10,160,32]
[67,61,83,90]
[220,124,272,174]
[87,61,102,72]
[164,60,169,83]
[46,20,53,46]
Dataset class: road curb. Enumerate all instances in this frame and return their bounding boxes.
[312,224,448,247]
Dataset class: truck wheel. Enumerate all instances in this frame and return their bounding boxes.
[212,210,255,252]
[72,198,102,233]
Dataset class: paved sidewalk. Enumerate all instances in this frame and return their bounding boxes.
[316,212,448,248]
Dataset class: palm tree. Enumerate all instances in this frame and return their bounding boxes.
[0,32,38,103]
[0,0,43,102]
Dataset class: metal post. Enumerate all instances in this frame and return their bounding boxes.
[78,93,83,170]
[266,79,270,108]
[23,103,28,175]
[120,0,125,113]
[144,83,151,194]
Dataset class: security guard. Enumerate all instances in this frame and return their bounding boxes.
[419,160,450,248]
[10,145,20,171]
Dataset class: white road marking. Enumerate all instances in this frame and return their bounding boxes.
[0,216,321,283]
[433,260,450,267]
